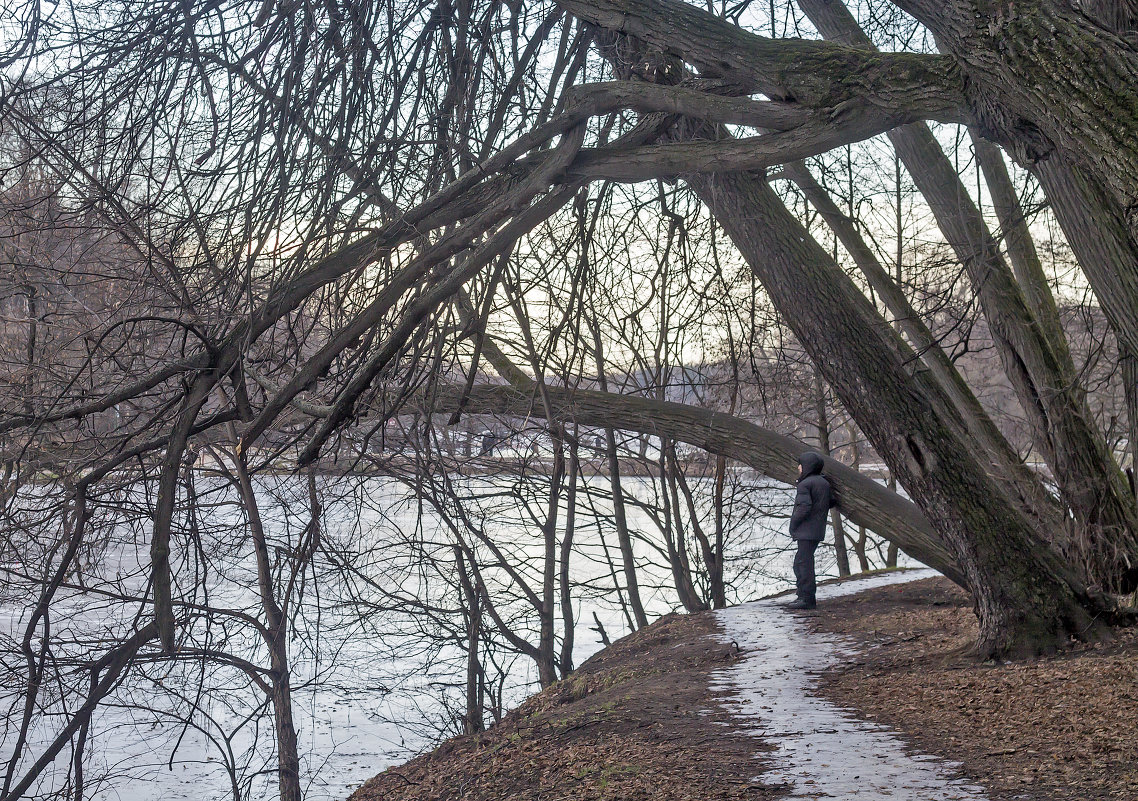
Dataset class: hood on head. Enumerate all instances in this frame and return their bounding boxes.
[798,452,825,479]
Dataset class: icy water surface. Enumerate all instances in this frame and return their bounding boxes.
[3,473,814,801]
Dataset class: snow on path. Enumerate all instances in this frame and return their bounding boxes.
[710,569,989,800]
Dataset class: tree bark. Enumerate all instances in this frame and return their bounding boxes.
[538,435,565,687]
[688,166,1103,657]
[670,445,726,607]
[786,160,1062,537]
[228,442,302,801]
[659,442,708,613]
[1031,157,1138,361]
[881,0,1138,400]
[454,547,484,734]
[556,0,966,119]
[712,452,730,602]
[587,317,650,629]
[1123,344,1138,506]
[797,0,1138,594]
[893,0,1138,264]
[969,134,1068,360]
[559,442,579,678]
[889,121,1138,586]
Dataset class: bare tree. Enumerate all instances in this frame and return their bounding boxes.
[5,0,1138,795]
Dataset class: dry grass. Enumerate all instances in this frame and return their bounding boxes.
[349,611,778,801]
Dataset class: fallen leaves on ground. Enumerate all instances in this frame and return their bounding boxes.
[810,577,1138,801]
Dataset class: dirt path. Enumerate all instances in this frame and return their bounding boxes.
[349,571,1138,800]
[713,569,988,800]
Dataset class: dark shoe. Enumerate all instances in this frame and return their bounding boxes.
[786,599,816,610]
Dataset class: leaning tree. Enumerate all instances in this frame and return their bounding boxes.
[3,0,1138,795]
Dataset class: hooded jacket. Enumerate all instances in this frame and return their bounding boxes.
[789,452,832,542]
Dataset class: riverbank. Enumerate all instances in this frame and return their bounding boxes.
[349,572,1138,800]
[349,608,779,800]
[352,605,782,801]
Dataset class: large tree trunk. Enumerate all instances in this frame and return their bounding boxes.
[969,134,1068,358]
[688,166,1103,657]
[1027,157,1138,590]
[891,0,1138,354]
[888,120,1138,590]
[559,0,1138,614]
[785,161,1063,538]
[799,0,1138,594]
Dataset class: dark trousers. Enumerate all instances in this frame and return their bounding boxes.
[793,539,819,604]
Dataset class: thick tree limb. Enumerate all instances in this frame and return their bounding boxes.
[438,382,967,588]
[565,81,812,129]
[798,0,1138,592]
[784,160,1064,534]
[556,0,965,119]
[569,100,937,181]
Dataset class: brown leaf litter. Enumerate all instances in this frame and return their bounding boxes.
[350,611,780,801]
[807,576,1138,801]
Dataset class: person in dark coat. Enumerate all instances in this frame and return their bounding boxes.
[787,451,833,609]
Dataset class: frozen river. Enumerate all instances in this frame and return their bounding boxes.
[1,472,864,801]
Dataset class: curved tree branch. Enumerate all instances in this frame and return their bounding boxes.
[433,382,966,588]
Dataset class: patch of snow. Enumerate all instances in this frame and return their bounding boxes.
[711,569,989,800]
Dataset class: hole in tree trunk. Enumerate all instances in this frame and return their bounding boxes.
[905,434,936,477]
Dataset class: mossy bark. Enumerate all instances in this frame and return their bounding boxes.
[893,0,1138,357]
[800,0,1138,595]
[689,168,1104,657]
